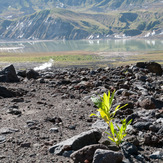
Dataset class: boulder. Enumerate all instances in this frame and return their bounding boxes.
[146,62,162,76]
[0,64,19,82]
[0,86,27,98]
[121,142,138,155]
[0,86,16,98]
[17,70,27,78]
[26,69,39,79]
[136,62,162,76]
[70,144,108,163]
[92,149,123,163]
[49,129,102,155]
[136,62,146,68]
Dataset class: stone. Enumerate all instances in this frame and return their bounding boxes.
[126,113,139,124]
[150,151,163,159]
[135,73,147,82]
[133,121,152,130]
[115,89,127,96]
[0,86,16,98]
[0,135,6,143]
[0,64,19,82]
[50,128,59,133]
[134,83,148,95]
[154,99,163,109]
[26,69,39,79]
[49,129,102,155]
[0,127,19,134]
[136,62,163,76]
[107,145,120,151]
[7,108,22,115]
[91,120,108,129]
[146,62,163,76]
[26,120,39,127]
[92,149,123,163]
[68,125,76,130]
[139,75,147,82]
[136,62,146,68]
[125,136,139,146]
[143,133,159,146]
[122,90,137,97]
[70,144,108,163]
[149,124,162,132]
[62,150,74,157]
[157,126,163,135]
[17,70,26,78]
[0,155,6,159]
[136,154,145,161]
[11,98,24,103]
[121,142,138,155]
[138,97,156,109]
[45,116,62,124]
[20,142,31,148]
[156,118,163,123]
[0,86,27,98]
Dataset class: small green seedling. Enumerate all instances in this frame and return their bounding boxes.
[90,90,128,125]
[106,119,132,147]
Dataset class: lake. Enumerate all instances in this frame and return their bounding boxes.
[0,39,163,68]
[0,39,163,53]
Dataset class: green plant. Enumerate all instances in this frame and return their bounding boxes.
[90,90,128,125]
[106,119,132,147]
[90,90,132,146]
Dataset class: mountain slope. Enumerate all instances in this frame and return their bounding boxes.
[0,0,162,19]
[0,7,162,40]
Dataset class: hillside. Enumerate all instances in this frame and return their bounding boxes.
[0,0,163,40]
[0,0,162,18]
[0,7,163,40]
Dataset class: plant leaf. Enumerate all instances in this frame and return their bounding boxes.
[110,121,115,137]
[116,124,121,131]
[107,136,114,142]
[119,103,128,110]
[127,119,132,125]
[105,131,112,137]
[90,113,97,117]
[110,90,115,107]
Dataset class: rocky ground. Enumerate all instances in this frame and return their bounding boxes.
[0,62,163,163]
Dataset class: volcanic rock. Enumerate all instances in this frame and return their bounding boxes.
[49,129,102,155]
[70,144,108,163]
[136,62,162,76]
[0,64,19,82]
[26,69,39,79]
[92,149,123,163]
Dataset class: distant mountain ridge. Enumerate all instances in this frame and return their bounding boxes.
[0,0,163,40]
[0,0,162,17]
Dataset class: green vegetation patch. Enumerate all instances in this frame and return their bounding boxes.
[33,54,100,62]
[0,52,101,64]
[124,29,142,36]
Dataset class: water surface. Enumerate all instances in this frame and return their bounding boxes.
[0,39,163,53]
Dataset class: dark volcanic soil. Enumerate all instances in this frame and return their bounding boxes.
[0,62,163,163]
